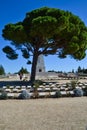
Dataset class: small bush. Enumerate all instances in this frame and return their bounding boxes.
[6,85,10,89]
[34,80,43,85]
[71,80,77,89]
[66,92,71,97]
[82,87,87,96]
[0,91,8,100]
[18,90,30,99]
[0,88,4,92]
[53,90,62,98]
[73,88,83,97]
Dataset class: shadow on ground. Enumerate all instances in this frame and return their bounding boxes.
[0,81,31,87]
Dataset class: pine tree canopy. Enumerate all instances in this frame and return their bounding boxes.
[2,7,87,83]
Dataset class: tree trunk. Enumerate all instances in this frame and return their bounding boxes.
[30,50,38,86]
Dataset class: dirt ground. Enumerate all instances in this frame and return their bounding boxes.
[0,97,87,130]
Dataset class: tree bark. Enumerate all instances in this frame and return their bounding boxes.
[30,50,38,86]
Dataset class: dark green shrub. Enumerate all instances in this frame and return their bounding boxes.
[18,90,30,99]
[0,88,4,92]
[34,80,43,86]
[0,91,8,99]
[53,90,61,98]
[66,91,71,97]
[71,80,77,89]
[82,87,87,96]
[6,85,10,89]
[31,80,43,98]
[66,83,70,88]
[83,90,87,96]
[67,91,74,97]
[73,88,83,97]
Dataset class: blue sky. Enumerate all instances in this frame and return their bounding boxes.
[0,0,87,73]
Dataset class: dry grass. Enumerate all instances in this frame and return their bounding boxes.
[0,97,87,130]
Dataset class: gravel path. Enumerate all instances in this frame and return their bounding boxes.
[0,97,87,130]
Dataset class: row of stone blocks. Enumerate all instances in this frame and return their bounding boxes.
[0,90,74,99]
[0,81,87,98]
[0,86,79,99]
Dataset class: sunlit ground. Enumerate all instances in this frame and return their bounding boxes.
[0,97,87,130]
